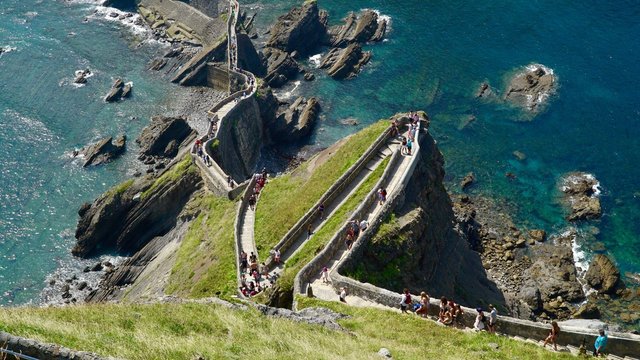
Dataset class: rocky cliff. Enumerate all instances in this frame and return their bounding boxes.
[344,129,507,309]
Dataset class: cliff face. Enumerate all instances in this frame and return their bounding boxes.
[73,157,202,257]
[345,130,506,308]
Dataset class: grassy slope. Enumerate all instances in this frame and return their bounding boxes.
[165,194,238,299]
[142,156,198,200]
[254,120,388,259]
[0,300,573,360]
[277,157,390,293]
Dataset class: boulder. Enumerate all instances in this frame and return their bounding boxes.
[560,172,602,221]
[573,302,601,319]
[512,150,527,161]
[585,254,621,294]
[266,1,328,56]
[529,229,546,242]
[319,43,371,79]
[104,78,124,102]
[270,97,320,142]
[149,58,168,71]
[81,135,126,167]
[460,172,475,190]
[504,64,556,111]
[328,10,384,47]
[263,47,301,88]
[136,116,194,159]
[476,82,491,98]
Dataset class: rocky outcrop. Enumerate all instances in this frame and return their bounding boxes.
[328,10,386,47]
[585,254,622,294]
[136,116,195,159]
[81,135,126,167]
[573,302,601,319]
[104,78,132,102]
[319,43,371,79]
[72,157,202,257]
[268,97,320,143]
[346,128,507,309]
[265,1,328,56]
[460,172,475,190]
[263,47,301,88]
[504,64,555,111]
[560,172,602,221]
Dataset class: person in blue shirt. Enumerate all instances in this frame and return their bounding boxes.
[594,329,608,357]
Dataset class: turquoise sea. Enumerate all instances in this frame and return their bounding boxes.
[1,0,639,311]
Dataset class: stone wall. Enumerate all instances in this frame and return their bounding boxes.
[177,0,220,18]
[205,63,246,93]
[0,332,111,360]
[213,96,263,182]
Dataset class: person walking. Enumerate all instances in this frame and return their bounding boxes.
[543,321,560,351]
[320,266,330,284]
[593,329,608,357]
[415,291,430,318]
[488,304,498,333]
[474,308,486,331]
[307,224,313,240]
[339,287,347,303]
[318,203,325,220]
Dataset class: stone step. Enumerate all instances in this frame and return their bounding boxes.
[607,355,624,360]
[624,356,639,360]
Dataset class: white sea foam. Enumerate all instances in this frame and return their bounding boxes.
[308,53,323,68]
[0,45,17,54]
[275,80,301,99]
[89,6,151,38]
[561,172,601,198]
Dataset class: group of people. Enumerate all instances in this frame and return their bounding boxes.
[343,218,369,251]
[248,169,268,210]
[193,138,212,166]
[542,321,610,357]
[238,250,277,297]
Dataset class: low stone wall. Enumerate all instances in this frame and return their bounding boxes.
[0,332,112,360]
[205,64,246,92]
[264,125,395,269]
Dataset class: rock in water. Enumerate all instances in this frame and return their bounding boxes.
[104,78,124,102]
[585,254,621,294]
[136,116,195,159]
[270,97,320,142]
[266,1,328,55]
[121,82,132,98]
[504,64,556,112]
[573,302,601,319]
[319,43,371,79]
[560,172,602,221]
[263,47,301,88]
[460,172,475,190]
[81,135,126,167]
[329,10,382,47]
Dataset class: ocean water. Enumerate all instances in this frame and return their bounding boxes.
[0,0,176,305]
[1,0,639,310]
[242,0,640,278]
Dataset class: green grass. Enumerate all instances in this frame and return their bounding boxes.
[254,120,388,259]
[276,157,390,294]
[0,300,574,360]
[106,179,134,197]
[141,156,198,200]
[165,194,238,299]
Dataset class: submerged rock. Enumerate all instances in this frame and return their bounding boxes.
[81,135,126,167]
[560,172,602,221]
[319,43,371,79]
[460,172,475,190]
[504,64,556,112]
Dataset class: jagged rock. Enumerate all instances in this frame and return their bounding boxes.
[163,46,183,58]
[504,64,556,111]
[329,10,384,47]
[81,135,126,167]
[460,172,475,190]
[149,58,167,71]
[585,254,621,294]
[136,116,195,159]
[263,47,301,87]
[266,1,328,56]
[104,78,124,102]
[476,82,491,98]
[319,43,371,79]
[340,118,359,126]
[121,82,132,98]
[529,229,546,242]
[573,302,601,319]
[303,72,315,81]
[560,172,602,221]
[73,157,202,257]
[76,281,88,291]
[270,97,320,142]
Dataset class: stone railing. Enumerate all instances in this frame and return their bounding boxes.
[263,125,395,269]
[0,332,113,360]
[233,175,258,297]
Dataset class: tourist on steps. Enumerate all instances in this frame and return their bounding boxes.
[542,321,560,351]
[593,329,608,357]
[487,304,498,333]
[474,308,486,331]
[339,287,347,303]
[415,291,430,318]
[320,266,330,284]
